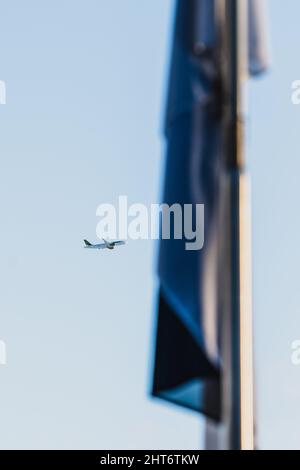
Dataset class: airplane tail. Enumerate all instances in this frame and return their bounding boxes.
[84,239,92,247]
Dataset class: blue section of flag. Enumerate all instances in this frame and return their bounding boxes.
[152,0,269,418]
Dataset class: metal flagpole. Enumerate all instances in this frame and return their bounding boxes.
[219,0,254,450]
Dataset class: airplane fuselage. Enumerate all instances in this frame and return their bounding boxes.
[84,243,114,250]
[83,238,125,250]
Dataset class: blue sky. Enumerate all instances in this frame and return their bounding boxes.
[0,0,299,450]
[249,0,300,449]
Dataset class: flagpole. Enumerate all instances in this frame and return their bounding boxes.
[220,0,254,450]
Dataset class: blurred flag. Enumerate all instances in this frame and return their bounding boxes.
[152,0,269,422]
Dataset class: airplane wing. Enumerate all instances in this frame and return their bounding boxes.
[93,243,107,249]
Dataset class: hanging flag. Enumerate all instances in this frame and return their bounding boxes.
[151,0,269,421]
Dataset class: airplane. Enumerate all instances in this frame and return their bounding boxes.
[83,239,126,250]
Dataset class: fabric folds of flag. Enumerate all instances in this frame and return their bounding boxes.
[152,0,269,420]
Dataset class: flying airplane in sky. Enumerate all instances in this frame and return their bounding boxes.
[83,239,126,250]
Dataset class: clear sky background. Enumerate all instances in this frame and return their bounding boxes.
[0,0,299,450]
